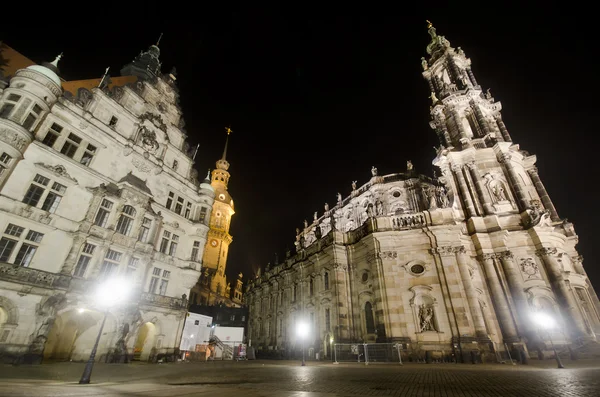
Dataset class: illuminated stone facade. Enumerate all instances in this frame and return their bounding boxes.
[0,43,215,363]
[244,25,600,362]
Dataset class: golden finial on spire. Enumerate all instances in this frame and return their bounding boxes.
[225,126,233,135]
[426,20,433,29]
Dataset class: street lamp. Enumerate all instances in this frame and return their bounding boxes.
[79,278,130,384]
[297,321,309,366]
[532,311,564,369]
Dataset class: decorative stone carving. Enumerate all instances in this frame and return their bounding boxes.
[0,128,27,150]
[138,126,159,153]
[536,247,558,257]
[379,251,398,260]
[419,304,437,332]
[519,257,540,279]
[436,185,450,208]
[132,156,152,173]
[76,88,93,108]
[111,86,124,101]
[139,112,167,133]
[430,246,454,256]
[34,163,78,183]
[371,166,378,176]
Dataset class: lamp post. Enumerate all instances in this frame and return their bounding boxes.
[532,312,564,369]
[79,278,130,384]
[297,321,309,366]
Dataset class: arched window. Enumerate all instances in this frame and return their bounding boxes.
[309,278,314,295]
[115,205,136,235]
[216,284,222,296]
[365,302,375,334]
[324,272,330,290]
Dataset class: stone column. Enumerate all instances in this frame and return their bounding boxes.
[498,153,529,211]
[466,68,478,86]
[455,247,488,337]
[434,113,452,147]
[470,100,491,136]
[60,234,87,274]
[465,162,495,215]
[527,167,559,221]
[452,108,470,142]
[451,164,477,218]
[494,115,512,142]
[536,247,589,339]
[479,253,519,342]
[497,251,530,334]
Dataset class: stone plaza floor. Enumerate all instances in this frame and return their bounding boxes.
[1,358,600,396]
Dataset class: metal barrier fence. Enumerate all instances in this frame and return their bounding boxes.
[333,343,403,365]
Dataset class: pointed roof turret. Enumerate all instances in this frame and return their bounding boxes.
[120,35,163,81]
[216,126,232,171]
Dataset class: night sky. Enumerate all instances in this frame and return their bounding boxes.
[2,6,598,291]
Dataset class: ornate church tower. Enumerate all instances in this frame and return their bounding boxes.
[200,128,236,305]
[423,21,600,352]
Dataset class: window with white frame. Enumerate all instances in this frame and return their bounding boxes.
[198,206,208,223]
[80,143,97,166]
[73,242,96,278]
[165,191,193,219]
[22,103,43,131]
[0,152,13,178]
[115,205,136,236]
[159,230,179,256]
[60,133,82,158]
[149,267,170,295]
[0,223,44,267]
[94,198,114,227]
[98,249,121,279]
[138,217,152,243]
[0,93,21,119]
[41,122,63,147]
[126,257,139,276]
[191,240,201,261]
[22,174,66,213]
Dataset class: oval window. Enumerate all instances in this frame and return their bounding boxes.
[361,272,369,282]
[392,191,401,198]
[410,264,425,275]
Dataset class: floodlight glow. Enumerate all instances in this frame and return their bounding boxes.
[190,334,194,338]
[78,308,85,314]
[532,312,555,330]
[297,321,309,339]
[94,278,130,308]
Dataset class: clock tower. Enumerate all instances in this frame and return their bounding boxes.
[189,128,243,307]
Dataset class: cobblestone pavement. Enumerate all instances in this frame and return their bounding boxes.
[2,359,600,396]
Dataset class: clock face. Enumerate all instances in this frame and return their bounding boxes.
[210,239,218,247]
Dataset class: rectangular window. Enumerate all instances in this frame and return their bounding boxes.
[0,237,17,262]
[169,234,179,256]
[138,217,151,243]
[41,123,63,147]
[80,144,97,166]
[23,174,53,207]
[99,249,121,279]
[185,202,192,219]
[159,230,170,254]
[22,103,43,131]
[0,153,12,178]
[166,191,174,210]
[73,242,96,277]
[175,197,184,215]
[40,182,66,213]
[126,257,139,276]
[0,224,43,266]
[325,308,331,331]
[60,133,82,158]
[0,94,21,119]
[94,199,113,227]
[149,267,170,295]
[172,159,178,170]
[191,240,201,261]
[109,116,118,127]
[199,207,208,223]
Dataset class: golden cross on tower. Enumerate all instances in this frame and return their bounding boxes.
[426,20,433,29]
[225,126,233,135]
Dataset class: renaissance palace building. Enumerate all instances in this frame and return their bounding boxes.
[244,24,600,362]
[0,40,220,363]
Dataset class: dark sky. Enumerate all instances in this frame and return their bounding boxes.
[2,5,599,290]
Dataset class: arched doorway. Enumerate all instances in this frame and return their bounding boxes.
[44,309,110,362]
[0,296,18,344]
[133,322,156,361]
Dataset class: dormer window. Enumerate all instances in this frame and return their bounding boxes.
[109,116,118,127]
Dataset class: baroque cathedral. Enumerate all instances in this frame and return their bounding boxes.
[0,39,240,364]
[245,24,600,362]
